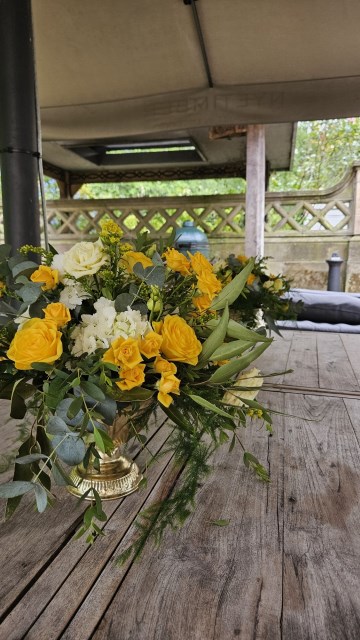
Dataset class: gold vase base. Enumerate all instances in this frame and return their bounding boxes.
[67,452,143,501]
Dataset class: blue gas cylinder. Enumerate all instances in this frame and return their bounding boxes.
[174,221,210,258]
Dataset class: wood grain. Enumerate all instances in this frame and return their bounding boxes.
[317,333,360,392]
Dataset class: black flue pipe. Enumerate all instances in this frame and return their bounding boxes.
[0,0,41,251]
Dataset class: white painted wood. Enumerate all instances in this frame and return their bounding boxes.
[245,125,266,257]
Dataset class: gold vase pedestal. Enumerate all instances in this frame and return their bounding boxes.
[67,414,143,501]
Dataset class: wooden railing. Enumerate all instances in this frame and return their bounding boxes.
[0,164,357,244]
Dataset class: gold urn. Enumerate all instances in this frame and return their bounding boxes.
[67,412,143,501]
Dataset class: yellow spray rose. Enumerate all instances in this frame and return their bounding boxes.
[163,248,191,276]
[103,337,142,369]
[30,265,59,291]
[157,372,181,407]
[44,302,71,328]
[159,315,202,365]
[120,251,153,273]
[246,273,256,286]
[154,357,177,375]
[189,252,213,275]
[139,332,163,359]
[7,318,63,370]
[116,364,146,391]
[192,293,212,312]
[196,271,222,299]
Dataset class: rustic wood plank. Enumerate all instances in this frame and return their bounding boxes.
[284,331,319,388]
[340,334,360,387]
[0,420,173,640]
[256,330,293,384]
[0,410,166,622]
[66,392,285,640]
[282,393,360,640]
[317,333,360,392]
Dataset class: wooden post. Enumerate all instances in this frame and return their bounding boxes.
[245,125,266,258]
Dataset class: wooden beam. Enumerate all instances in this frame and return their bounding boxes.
[245,125,265,257]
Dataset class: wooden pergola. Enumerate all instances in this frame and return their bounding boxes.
[2,1,360,256]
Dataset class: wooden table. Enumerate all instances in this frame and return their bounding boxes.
[1,330,360,640]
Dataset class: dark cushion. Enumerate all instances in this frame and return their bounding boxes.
[285,289,360,325]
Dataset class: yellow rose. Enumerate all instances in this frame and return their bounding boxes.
[157,372,181,407]
[237,255,248,264]
[223,368,263,407]
[120,251,153,273]
[139,332,163,359]
[246,273,256,286]
[272,278,284,292]
[61,240,109,279]
[7,318,62,370]
[196,271,222,299]
[154,357,177,375]
[163,248,191,276]
[30,265,59,291]
[152,320,163,334]
[159,315,202,365]
[116,364,146,391]
[103,337,142,369]
[192,293,212,312]
[44,302,71,328]
[189,252,213,275]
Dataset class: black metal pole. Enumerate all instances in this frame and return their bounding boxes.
[0,0,41,250]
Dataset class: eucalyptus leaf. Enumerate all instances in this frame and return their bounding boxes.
[55,398,84,427]
[210,259,254,310]
[12,260,38,278]
[0,481,35,498]
[52,434,86,466]
[34,483,48,513]
[52,460,76,487]
[81,381,106,402]
[47,415,70,435]
[114,293,134,312]
[15,453,48,465]
[115,387,154,402]
[17,282,42,305]
[209,341,271,384]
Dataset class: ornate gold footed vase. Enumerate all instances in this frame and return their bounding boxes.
[67,413,143,501]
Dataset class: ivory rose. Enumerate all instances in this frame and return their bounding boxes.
[57,240,108,279]
[116,364,146,391]
[7,318,63,370]
[44,302,71,328]
[223,368,264,407]
[159,315,202,365]
[30,265,59,291]
[103,336,142,369]
[163,248,191,276]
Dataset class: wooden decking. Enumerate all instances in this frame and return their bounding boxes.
[1,330,360,639]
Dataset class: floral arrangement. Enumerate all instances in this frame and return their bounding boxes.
[213,254,300,331]
[0,223,278,561]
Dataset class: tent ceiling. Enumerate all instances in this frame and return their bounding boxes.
[32,0,360,177]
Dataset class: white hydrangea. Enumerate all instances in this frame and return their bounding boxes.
[59,279,91,309]
[71,297,150,356]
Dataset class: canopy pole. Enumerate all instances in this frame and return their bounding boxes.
[245,125,266,258]
[0,0,41,251]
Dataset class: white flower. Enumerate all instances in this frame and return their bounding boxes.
[212,259,227,273]
[223,367,264,407]
[14,307,31,329]
[70,298,150,356]
[59,281,91,309]
[53,239,109,280]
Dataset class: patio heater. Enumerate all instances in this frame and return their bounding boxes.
[0,0,41,250]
